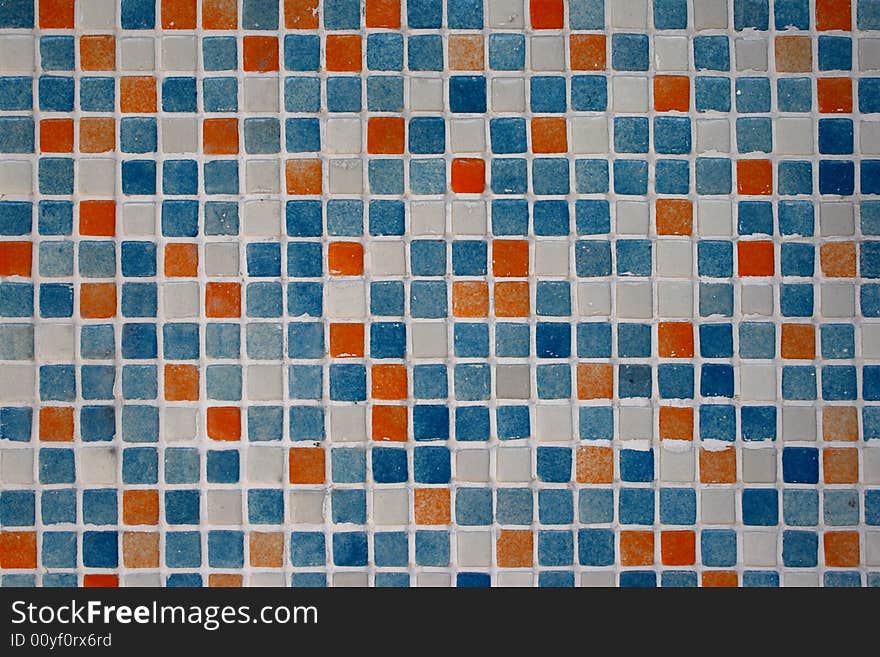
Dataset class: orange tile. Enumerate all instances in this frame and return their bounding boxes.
[327,242,364,276]
[699,446,737,483]
[451,158,486,193]
[80,283,117,318]
[372,405,408,442]
[80,35,115,71]
[816,0,851,30]
[286,159,322,194]
[531,117,568,153]
[658,322,694,358]
[0,242,32,277]
[283,0,318,29]
[164,364,199,401]
[39,0,73,27]
[820,242,856,277]
[206,282,241,318]
[660,530,696,566]
[326,34,362,72]
[448,34,484,70]
[452,281,489,317]
[162,0,197,29]
[122,490,159,525]
[702,571,738,587]
[79,200,116,236]
[818,77,853,113]
[203,118,239,155]
[207,406,241,441]
[329,323,364,358]
[737,159,773,195]
[243,36,279,72]
[367,117,405,154]
[781,323,816,359]
[250,532,284,568]
[492,240,529,277]
[620,531,655,566]
[164,243,199,277]
[79,117,116,153]
[654,75,690,112]
[120,76,157,113]
[123,532,159,568]
[494,281,530,317]
[414,488,451,525]
[209,574,242,587]
[39,407,74,442]
[289,447,325,484]
[372,364,408,400]
[577,363,613,400]
[655,199,693,235]
[569,34,606,71]
[737,240,775,277]
[823,406,859,442]
[203,0,238,28]
[659,406,693,441]
[775,36,812,73]
[0,532,37,568]
[575,445,613,484]
[824,531,860,567]
[530,0,564,28]
[496,530,533,567]
[84,574,118,587]
[366,0,400,28]
[39,118,74,153]
[823,447,858,483]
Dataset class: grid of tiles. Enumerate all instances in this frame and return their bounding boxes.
[2,0,880,588]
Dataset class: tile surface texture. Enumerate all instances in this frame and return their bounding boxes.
[1,0,880,587]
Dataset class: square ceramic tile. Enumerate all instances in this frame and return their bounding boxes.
[1,0,879,589]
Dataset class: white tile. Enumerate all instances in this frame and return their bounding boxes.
[456,450,490,482]
[742,447,777,483]
[775,118,813,155]
[618,406,653,440]
[571,116,609,154]
[656,240,693,277]
[530,36,566,71]
[535,405,572,441]
[492,78,526,112]
[610,0,648,28]
[693,0,728,29]
[654,36,689,71]
[735,38,768,71]
[450,119,486,153]
[457,532,492,567]
[162,36,198,71]
[410,78,444,111]
[325,119,363,154]
[496,446,532,482]
[615,201,650,235]
[120,38,155,71]
[616,281,653,319]
[369,241,406,276]
[577,282,611,316]
[162,117,199,153]
[612,76,649,113]
[372,489,408,524]
[163,282,200,318]
[289,491,325,523]
[739,364,777,401]
[487,0,524,28]
[78,0,116,28]
[0,36,34,70]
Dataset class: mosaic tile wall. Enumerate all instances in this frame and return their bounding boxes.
[1,0,880,588]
